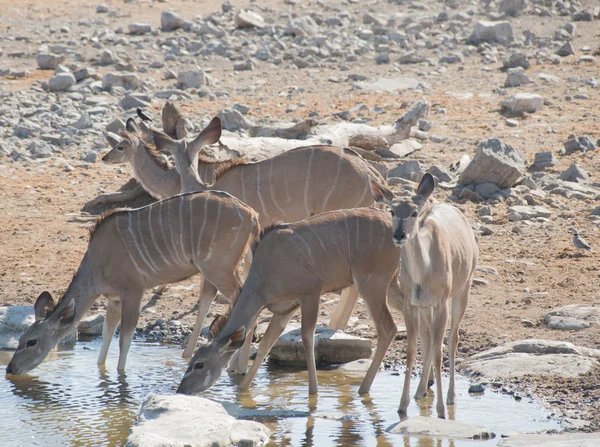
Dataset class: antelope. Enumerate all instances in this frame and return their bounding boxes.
[5,190,259,375]
[369,173,478,418]
[176,207,402,397]
[151,117,387,371]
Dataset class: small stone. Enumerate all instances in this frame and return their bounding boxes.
[499,0,527,16]
[36,53,65,70]
[161,11,184,31]
[468,383,485,394]
[505,119,518,127]
[418,120,432,132]
[521,319,534,328]
[72,114,91,129]
[469,21,514,44]
[48,72,76,91]
[533,152,557,169]
[128,23,152,35]
[177,69,213,89]
[233,104,250,115]
[503,52,530,70]
[501,93,544,114]
[564,136,596,154]
[557,42,575,57]
[102,72,142,91]
[99,49,115,66]
[505,67,532,87]
[388,160,423,182]
[77,313,105,335]
[234,60,254,71]
[96,4,109,13]
[559,164,588,183]
[376,52,390,64]
[235,10,265,28]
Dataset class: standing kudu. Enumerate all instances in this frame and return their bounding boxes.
[6,191,259,375]
[151,117,387,371]
[176,207,402,397]
[370,173,478,418]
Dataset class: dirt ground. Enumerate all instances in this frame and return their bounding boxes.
[1,0,600,433]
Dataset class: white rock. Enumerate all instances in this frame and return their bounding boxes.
[126,394,270,447]
[499,0,527,17]
[177,69,213,89]
[102,72,142,91]
[545,304,600,331]
[36,53,65,70]
[161,11,184,31]
[387,416,494,439]
[284,17,318,37]
[78,313,105,336]
[498,433,600,446]
[235,10,265,28]
[501,93,544,113]
[469,21,514,44]
[505,67,532,87]
[354,76,428,92]
[461,339,600,379]
[506,205,551,221]
[270,325,372,365]
[128,23,152,35]
[48,73,76,91]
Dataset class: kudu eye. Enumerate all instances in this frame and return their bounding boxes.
[194,362,204,370]
[26,339,37,348]
[390,210,395,217]
[411,211,418,218]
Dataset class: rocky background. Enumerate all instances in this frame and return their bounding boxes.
[1,0,600,433]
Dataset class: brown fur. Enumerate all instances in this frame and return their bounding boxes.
[88,208,129,241]
[209,314,228,340]
[251,221,286,254]
[212,158,250,182]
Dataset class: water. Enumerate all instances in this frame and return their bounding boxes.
[0,340,561,447]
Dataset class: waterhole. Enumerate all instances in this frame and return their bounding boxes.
[0,340,560,446]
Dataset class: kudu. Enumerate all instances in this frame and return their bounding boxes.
[5,190,259,375]
[176,207,402,397]
[370,173,478,418]
[152,117,387,372]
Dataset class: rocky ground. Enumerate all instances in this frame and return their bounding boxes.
[1,0,600,436]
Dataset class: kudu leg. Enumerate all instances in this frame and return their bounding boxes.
[447,285,469,406]
[432,300,449,419]
[415,307,434,400]
[301,295,321,396]
[399,302,419,414]
[117,291,143,372]
[183,280,218,358]
[239,310,296,391]
[357,281,396,395]
[328,286,359,330]
[98,298,121,365]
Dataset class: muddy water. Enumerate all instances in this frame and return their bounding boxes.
[0,340,560,447]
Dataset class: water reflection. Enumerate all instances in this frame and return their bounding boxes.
[1,340,561,447]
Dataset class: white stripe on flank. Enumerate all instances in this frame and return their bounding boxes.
[179,196,188,261]
[304,149,314,215]
[204,201,222,261]
[196,198,209,254]
[228,205,244,259]
[309,226,327,255]
[115,215,146,279]
[128,212,156,274]
[295,235,317,271]
[138,211,160,273]
[256,163,269,218]
[189,197,195,261]
[169,199,186,265]
[148,205,171,268]
[268,160,286,218]
[355,215,361,252]
[322,156,341,210]
[356,180,369,207]
[158,201,176,266]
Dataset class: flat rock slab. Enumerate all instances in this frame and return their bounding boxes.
[460,339,600,379]
[270,325,372,365]
[126,394,270,447]
[354,76,429,92]
[498,433,600,446]
[545,305,600,331]
[387,416,495,440]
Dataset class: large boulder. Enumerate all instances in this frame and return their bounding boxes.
[270,325,372,365]
[459,139,525,188]
[545,305,600,331]
[387,416,494,440]
[0,306,76,349]
[460,339,600,379]
[469,21,514,44]
[126,394,271,447]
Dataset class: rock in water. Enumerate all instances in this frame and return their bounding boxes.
[459,139,525,188]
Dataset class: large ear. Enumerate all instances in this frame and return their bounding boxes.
[118,129,132,143]
[125,118,140,134]
[105,133,121,148]
[224,326,246,351]
[34,292,55,322]
[209,315,227,341]
[369,176,395,205]
[188,117,222,161]
[138,120,154,144]
[162,101,183,138]
[152,130,178,152]
[415,172,435,203]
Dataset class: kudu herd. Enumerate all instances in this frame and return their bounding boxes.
[6,102,478,418]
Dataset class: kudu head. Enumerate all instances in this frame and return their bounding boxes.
[6,292,76,375]
[370,173,435,247]
[102,118,153,164]
[152,117,221,190]
[177,315,246,395]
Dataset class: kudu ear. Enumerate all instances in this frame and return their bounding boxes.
[225,326,246,351]
[105,133,121,148]
[34,292,55,322]
[187,117,222,161]
[413,173,435,206]
[58,300,76,326]
[138,120,154,144]
[118,129,132,143]
[369,176,394,205]
[125,118,140,134]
